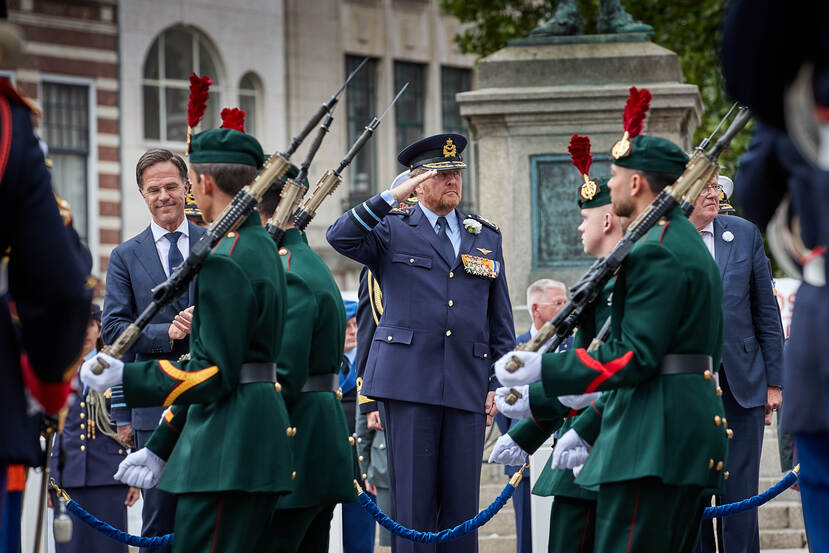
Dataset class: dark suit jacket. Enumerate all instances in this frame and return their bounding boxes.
[103,223,205,430]
[714,215,784,408]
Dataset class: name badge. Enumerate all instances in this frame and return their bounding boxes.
[461,254,500,280]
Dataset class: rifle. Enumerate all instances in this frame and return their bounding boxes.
[265,111,335,245]
[91,62,368,374]
[504,108,752,372]
[293,83,409,231]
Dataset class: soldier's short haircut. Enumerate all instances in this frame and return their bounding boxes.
[635,170,680,195]
[258,179,285,219]
[190,163,258,198]
[526,278,567,316]
[136,148,188,189]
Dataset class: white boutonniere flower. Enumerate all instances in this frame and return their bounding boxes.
[463,218,482,235]
[722,231,734,243]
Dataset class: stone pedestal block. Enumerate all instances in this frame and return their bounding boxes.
[458,40,702,332]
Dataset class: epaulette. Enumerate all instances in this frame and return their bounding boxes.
[389,207,412,216]
[466,213,499,232]
[212,230,240,258]
[0,79,27,109]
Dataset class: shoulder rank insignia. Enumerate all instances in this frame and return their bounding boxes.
[461,254,500,280]
[468,214,499,232]
[389,207,411,215]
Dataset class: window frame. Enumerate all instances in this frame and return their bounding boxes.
[142,27,223,146]
[344,55,378,200]
[238,71,262,137]
[393,61,426,156]
[38,74,98,268]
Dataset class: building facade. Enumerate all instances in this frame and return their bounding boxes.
[7,0,119,275]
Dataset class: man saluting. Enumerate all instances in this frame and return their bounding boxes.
[327,133,515,553]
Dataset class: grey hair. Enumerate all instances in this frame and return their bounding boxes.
[526,278,567,317]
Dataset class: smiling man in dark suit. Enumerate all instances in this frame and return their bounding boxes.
[689,172,784,553]
[327,134,515,553]
[103,148,205,553]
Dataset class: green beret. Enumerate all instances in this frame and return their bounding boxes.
[578,176,611,209]
[189,128,264,169]
[612,135,689,176]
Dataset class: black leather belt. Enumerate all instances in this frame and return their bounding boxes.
[660,354,712,376]
[301,373,339,393]
[239,362,278,384]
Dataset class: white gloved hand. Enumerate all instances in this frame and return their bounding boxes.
[488,433,528,466]
[80,352,124,393]
[495,385,531,419]
[551,429,591,470]
[557,392,602,410]
[114,448,166,489]
[572,464,584,478]
[494,351,542,388]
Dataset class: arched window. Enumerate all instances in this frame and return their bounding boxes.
[238,72,262,137]
[143,27,222,142]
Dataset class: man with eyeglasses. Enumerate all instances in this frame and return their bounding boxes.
[103,148,206,553]
[689,172,784,553]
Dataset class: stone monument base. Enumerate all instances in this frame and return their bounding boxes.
[458,40,701,332]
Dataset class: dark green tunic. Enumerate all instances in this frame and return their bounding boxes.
[126,214,294,494]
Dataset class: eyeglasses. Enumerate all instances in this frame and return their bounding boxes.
[702,183,724,195]
[538,300,567,307]
[142,182,184,198]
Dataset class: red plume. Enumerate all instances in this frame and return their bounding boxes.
[187,73,213,129]
[220,108,246,133]
[568,134,592,176]
[622,86,652,138]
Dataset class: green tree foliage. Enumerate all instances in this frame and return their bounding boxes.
[441,0,749,174]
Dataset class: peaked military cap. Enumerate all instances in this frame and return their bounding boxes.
[612,135,689,176]
[397,133,467,171]
[579,177,611,209]
[189,128,264,169]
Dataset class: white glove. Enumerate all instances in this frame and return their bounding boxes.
[572,464,584,478]
[494,351,542,388]
[488,433,528,466]
[80,352,124,393]
[551,429,591,470]
[114,448,166,489]
[495,385,531,419]
[557,392,602,410]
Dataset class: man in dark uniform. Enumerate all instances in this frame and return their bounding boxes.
[0,65,90,521]
[496,134,729,552]
[82,128,294,553]
[327,133,515,553]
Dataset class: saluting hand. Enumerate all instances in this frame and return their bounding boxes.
[389,170,437,204]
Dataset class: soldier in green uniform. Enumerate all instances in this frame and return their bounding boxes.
[495,134,729,553]
[258,165,356,553]
[81,128,294,553]
[490,160,622,553]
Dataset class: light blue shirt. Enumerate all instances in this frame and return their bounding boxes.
[380,190,461,256]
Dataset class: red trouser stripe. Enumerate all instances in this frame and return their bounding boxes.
[210,495,225,553]
[626,482,641,553]
[579,505,593,553]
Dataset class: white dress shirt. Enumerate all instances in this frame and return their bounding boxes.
[150,219,190,277]
[699,220,715,259]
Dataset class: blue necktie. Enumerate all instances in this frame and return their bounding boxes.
[165,232,186,310]
[165,232,183,275]
[436,216,456,262]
